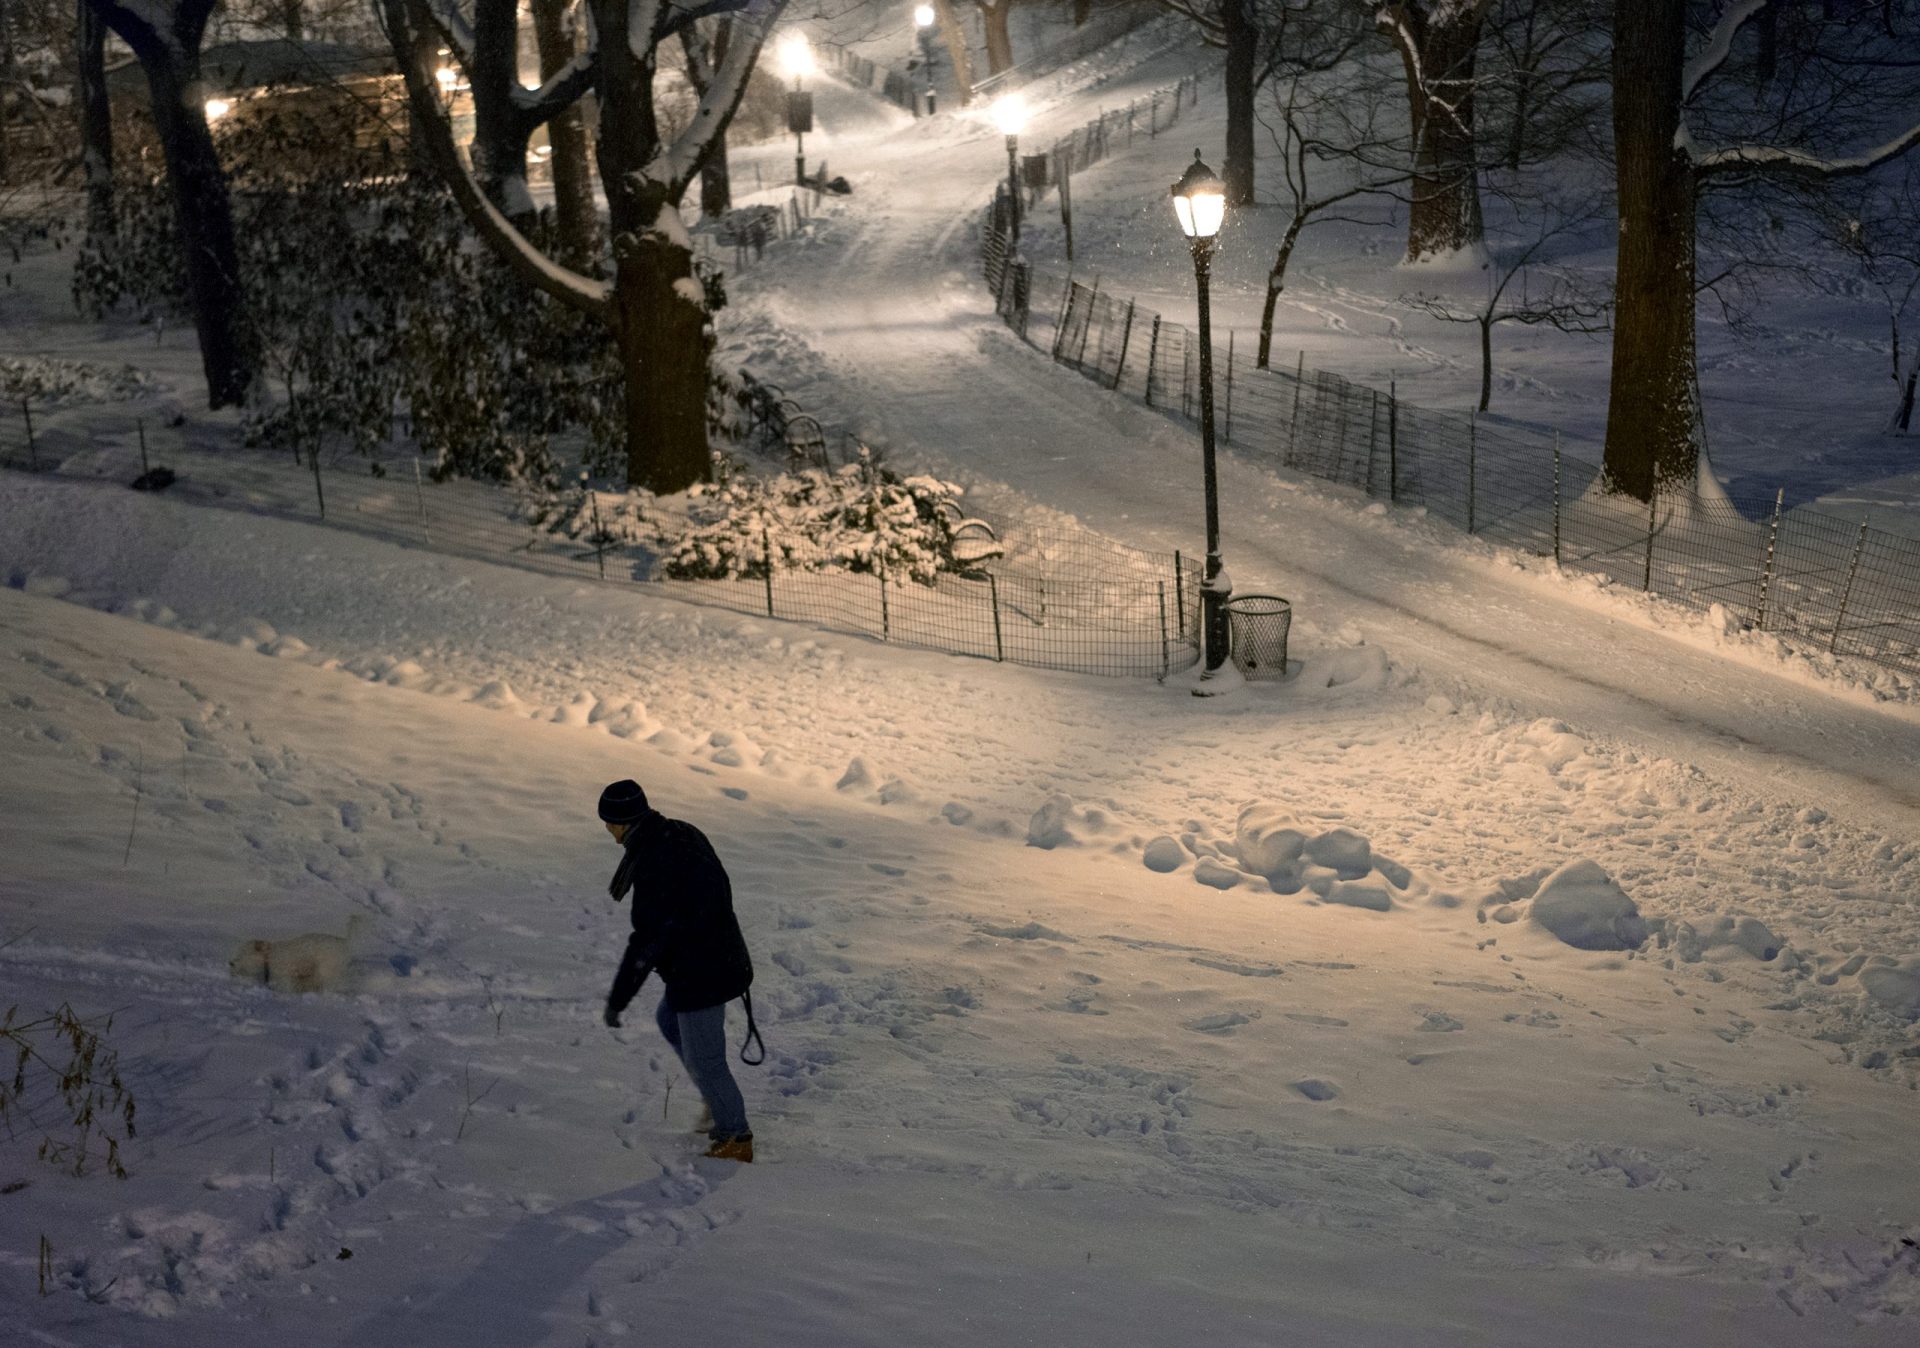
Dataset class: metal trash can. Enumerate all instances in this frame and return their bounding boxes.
[1226,595,1292,680]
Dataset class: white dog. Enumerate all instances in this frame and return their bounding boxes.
[230,915,365,994]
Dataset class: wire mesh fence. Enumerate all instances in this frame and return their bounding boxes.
[971,3,1174,101]
[0,396,1201,681]
[973,78,1920,680]
[820,44,921,115]
[983,250,1920,679]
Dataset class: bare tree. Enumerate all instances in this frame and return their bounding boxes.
[84,0,255,406]
[680,15,735,220]
[1253,18,1402,366]
[1604,0,1920,499]
[972,0,1015,75]
[1400,192,1611,410]
[384,0,784,495]
[1371,0,1493,261]
[76,0,112,243]
[531,0,600,265]
[933,0,975,104]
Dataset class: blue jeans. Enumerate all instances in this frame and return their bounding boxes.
[655,991,749,1140]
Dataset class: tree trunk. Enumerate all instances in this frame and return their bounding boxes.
[1405,14,1485,260]
[405,16,441,177]
[614,227,709,493]
[1074,0,1091,24]
[142,50,254,407]
[934,1,974,104]
[1222,0,1255,206]
[594,0,709,493]
[1896,355,1917,432]
[1257,216,1306,368]
[470,0,536,221]
[0,0,14,185]
[979,1,1014,77]
[699,132,732,218]
[77,0,114,241]
[531,0,600,262]
[1603,0,1697,499]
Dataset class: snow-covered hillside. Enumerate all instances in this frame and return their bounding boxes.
[4,10,1920,1346]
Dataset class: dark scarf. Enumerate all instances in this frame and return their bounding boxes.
[608,808,666,902]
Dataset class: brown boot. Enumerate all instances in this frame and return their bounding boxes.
[703,1133,754,1163]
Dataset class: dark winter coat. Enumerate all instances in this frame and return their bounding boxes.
[604,809,753,1019]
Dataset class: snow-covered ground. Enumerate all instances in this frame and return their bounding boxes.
[5,14,1920,1347]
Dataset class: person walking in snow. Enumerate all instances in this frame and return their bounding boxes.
[598,779,763,1162]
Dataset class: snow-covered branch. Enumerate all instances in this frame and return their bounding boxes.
[384,0,613,318]
[663,3,781,195]
[1681,0,1771,105]
[1695,119,1920,180]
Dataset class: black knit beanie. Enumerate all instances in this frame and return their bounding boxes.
[597,779,649,824]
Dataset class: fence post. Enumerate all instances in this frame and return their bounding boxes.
[1366,388,1378,496]
[989,573,1005,661]
[1224,332,1235,443]
[1075,279,1099,366]
[138,418,150,477]
[1642,482,1658,593]
[589,491,607,580]
[762,526,776,618]
[879,563,891,641]
[1150,92,1159,136]
[1829,518,1869,654]
[414,457,430,542]
[1287,350,1304,468]
[1755,487,1785,631]
[1551,433,1561,564]
[1111,300,1136,391]
[1387,381,1397,502]
[1173,550,1185,635]
[1466,412,1477,534]
[21,398,36,470]
[1144,316,1162,405]
[1157,581,1170,680]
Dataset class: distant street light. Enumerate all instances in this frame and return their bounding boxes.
[780,33,815,185]
[992,95,1026,251]
[1170,150,1231,680]
[913,4,938,114]
[204,97,232,122]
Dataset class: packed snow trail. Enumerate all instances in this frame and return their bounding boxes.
[730,57,1920,843]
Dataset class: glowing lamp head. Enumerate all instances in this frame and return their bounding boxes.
[434,65,458,90]
[1170,150,1226,241]
[914,4,936,27]
[204,97,232,122]
[991,94,1026,138]
[778,32,814,81]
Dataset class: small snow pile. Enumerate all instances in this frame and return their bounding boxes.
[1141,836,1185,873]
[1028,794,1077,849]
[1661,914,1783,963]
[1222,803,1413,910]
[1858,957,1920,1019]
[1527,860,1648,951]
[0,354,162,406]
[1299,644,1391,693]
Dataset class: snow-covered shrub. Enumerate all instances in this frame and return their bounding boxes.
[661,450,978,585]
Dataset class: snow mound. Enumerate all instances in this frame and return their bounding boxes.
[1234,804,1307,879]
[1193,858,1242,890]
[1527,860,1648,951]
[1141,836,1185,873]
[1028,794,1077,849]
[1663,914,1783,963]
[1858,958,1920,1018]
[1299,644,1390,692]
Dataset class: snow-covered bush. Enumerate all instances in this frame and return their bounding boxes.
[662,450,978,585]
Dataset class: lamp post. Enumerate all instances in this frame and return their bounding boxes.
[1171,150,1231,681]
[779,33,815,186]
[992,95,1025,251]
[914,4,938,114]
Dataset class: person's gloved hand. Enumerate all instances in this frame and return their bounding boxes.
[603,1005,622,1028]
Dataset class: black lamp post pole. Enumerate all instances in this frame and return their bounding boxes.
[1005,134,1021,250]
[1191,234,1229,675]
[921,30,937,113]
[794,76,806,185]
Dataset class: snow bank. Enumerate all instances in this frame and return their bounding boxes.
[1525,859,1648,952]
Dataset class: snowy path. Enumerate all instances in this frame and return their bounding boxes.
[732,59,1920,845]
